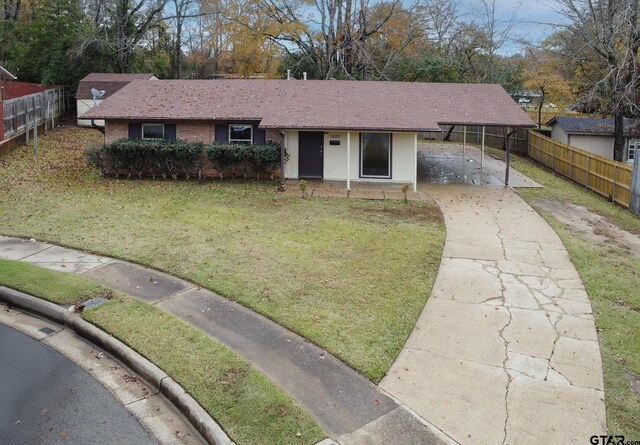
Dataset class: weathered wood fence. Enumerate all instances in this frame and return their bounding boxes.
[528,130,632,208]
[420,125,529,153]
[2,88,63,140]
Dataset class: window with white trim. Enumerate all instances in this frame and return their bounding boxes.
[142,123,165,139]
[360,132,392,178]
[229,124,253,143]
[628,139,638,163]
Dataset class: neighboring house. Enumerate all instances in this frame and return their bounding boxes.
[82,79,535,189]
[547,116,639,163]
[76,73,158,127]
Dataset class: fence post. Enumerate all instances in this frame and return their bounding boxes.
[552,141,556,171]
[613,164,617,203]
[569,147,573,179]
[631,154,640,214]
[586,156,590,189]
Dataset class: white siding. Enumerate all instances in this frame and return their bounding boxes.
[284,130,416,183]
[284,130,299,179]
[391,132,415,182]
[77,99,104,127]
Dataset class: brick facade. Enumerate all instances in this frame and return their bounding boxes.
[176,121,214,143]
[265,128,283,145]
[103,119,283,179]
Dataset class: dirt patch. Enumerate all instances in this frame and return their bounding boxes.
[215,367,248,386]
[535,199,640,258]
[357,203,444,223]
[626,371,640,395]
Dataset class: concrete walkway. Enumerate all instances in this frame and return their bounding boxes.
[0,236,445,444]
[381,185,606,444]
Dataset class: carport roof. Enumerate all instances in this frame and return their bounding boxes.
[82,79,535,131]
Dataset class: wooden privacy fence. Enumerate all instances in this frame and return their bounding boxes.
[528,130,632,208]
[2,88,63,140]
[420,125,529,153]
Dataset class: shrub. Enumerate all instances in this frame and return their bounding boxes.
[95,139,203,180]
[252,143,282,180]
[204,142,237,179]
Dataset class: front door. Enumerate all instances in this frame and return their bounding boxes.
[299,132,324,178]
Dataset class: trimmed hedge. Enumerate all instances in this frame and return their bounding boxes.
[89,139,285,180]
[204,142,285,180]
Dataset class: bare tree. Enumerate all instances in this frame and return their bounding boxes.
[104,0,167,73]
[555,0,640,160]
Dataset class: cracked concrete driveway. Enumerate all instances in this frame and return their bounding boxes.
[381,185,606,445]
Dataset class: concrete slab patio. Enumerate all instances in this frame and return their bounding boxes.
[380,185,606,445]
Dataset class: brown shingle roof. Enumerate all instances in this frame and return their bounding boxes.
[82,79,535,131]
[76,73,156,99]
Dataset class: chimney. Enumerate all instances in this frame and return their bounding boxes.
[287,69,291,80]
[303,72,307,80]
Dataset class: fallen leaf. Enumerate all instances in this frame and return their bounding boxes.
[59,431,66,438]
[373,399,380,405]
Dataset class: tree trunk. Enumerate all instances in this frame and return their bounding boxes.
[613,110,625,162]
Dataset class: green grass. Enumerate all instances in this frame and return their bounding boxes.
[0,259,325,445]
[0,258,112,305]
[487,146,640,437]
[0,125,445,382]
[84,298,325,445]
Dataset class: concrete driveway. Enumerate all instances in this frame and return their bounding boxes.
[381,185,606,444]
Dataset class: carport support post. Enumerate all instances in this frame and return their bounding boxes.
[463,126,466,155]
[481,126,485,169]
[346,131,351,190]
[505,128,517,187]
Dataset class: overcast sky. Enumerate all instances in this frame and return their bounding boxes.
[461,0,569,54]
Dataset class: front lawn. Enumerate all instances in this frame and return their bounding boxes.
[487,146,640,438]
[0,125,445,382]
[0,259,325,445]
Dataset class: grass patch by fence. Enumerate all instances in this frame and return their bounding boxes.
[528,131,632,208]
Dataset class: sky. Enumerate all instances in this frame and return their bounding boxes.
[460,0,569,55]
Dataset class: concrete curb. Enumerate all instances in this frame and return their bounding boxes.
[0,286,234,445]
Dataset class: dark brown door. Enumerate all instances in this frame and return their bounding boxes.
[299,132,324,178]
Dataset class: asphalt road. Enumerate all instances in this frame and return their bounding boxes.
[0,323,157,445]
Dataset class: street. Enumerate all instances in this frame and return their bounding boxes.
[0,322,156,445]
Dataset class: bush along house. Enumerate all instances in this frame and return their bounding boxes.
[81,79,535,189]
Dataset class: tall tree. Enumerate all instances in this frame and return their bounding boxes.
[554,0,640,161]
[103,0,167,73]
[522,45,571,127]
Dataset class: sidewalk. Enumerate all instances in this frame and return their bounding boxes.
[380,185,606,444]
[0,235,445,444]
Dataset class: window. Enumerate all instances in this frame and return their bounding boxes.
[360,133,391,178]
[142,123,165,139]
[229,124,253,143]
[628,139,638,163]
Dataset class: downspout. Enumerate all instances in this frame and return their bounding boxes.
[505,128,518,186]
[91,119,105,135]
